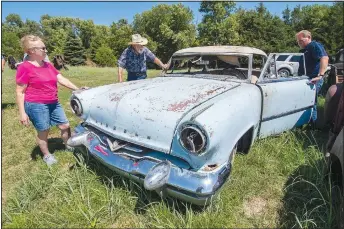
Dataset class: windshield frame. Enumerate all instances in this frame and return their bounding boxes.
[165,53,254,81]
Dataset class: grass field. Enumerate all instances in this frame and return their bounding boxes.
[1,66,340,228]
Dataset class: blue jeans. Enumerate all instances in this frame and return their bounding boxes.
[127,72,147,81]
[24,101,69,131]
[312,78,324,122]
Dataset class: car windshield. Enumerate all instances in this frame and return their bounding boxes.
[165,54,252,81]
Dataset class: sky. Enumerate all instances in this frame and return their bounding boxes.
[1,1,334,26]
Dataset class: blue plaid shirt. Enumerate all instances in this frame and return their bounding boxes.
[118,46,156,73]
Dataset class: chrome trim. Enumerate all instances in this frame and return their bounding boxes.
[70,124,232,205]
[179,125,207,154]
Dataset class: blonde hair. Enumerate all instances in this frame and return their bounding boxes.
[296,30,312,39]
[20,35,43,52]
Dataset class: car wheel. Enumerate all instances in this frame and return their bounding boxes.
[278,68,291,77]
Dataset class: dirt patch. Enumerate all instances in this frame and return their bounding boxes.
[243,196,267,217]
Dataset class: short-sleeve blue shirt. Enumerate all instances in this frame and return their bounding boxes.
[118,46,156,73]
[298,40,328,78]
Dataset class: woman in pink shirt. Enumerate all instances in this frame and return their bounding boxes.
[16,35,84,166]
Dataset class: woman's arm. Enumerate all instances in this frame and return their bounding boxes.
[57,74,79,91]
[15,84,30,126]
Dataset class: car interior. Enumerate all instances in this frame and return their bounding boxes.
[167,54,265,82]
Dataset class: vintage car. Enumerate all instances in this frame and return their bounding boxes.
[67,46,316,205]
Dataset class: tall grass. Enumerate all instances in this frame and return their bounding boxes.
[1,66,339,228]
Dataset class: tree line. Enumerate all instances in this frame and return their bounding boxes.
[1,2,343,67]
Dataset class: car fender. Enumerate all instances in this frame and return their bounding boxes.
[170,83,262,170]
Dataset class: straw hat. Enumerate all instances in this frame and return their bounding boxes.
[128,34,148,45]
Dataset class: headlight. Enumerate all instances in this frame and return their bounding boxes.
[179,124,207,154]
[70,97,83,116]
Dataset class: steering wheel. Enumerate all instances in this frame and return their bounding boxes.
[223,68,247,79]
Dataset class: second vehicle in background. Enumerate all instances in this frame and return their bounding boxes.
[273,53,302,77]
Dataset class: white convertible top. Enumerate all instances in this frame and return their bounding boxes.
[173,46,267,57]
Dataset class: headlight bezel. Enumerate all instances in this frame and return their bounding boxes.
[70,96,83,117]
[179,123,208,155]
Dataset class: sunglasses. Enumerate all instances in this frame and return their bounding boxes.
[32,47,47,51]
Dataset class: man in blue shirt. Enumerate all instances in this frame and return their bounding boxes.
[117,34,167,82]
[296,30,329,124]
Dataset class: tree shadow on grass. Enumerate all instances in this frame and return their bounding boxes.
[31,138,65,160]
[278,129,340,228]
[70,147,205,217]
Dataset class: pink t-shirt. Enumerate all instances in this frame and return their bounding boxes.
[16,61,60,104]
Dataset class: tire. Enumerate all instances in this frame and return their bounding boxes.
[278,68,291,77]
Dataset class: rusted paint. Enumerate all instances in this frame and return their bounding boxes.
[202,164,219,171]
[168,86,227,112]
[168,95,202,112]
[205,86,226,95]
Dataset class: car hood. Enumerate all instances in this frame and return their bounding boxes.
[83,77,240,153]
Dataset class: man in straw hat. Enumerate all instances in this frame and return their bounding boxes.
[117,34,167,82]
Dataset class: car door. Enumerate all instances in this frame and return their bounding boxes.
[257,53,316,138]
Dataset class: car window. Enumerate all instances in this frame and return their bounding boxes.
[276,55,289,61]
[260,53,306,81]
[289,55,301,62]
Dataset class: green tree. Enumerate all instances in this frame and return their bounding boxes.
[197,1,239,45]
[322,2,344,55]
[1,31,22,59]
[133,3,196,62]
[63,29,85,66]
[236,3,296,53]
[5,14,24,28]
[20,19,43,37]
[108,19,134,59]
[282,5,292,25]
[94,46,117,67]
[48,29,68,58]
[40,16,78,55]
[89,25,111,60]
[77,19,96,50]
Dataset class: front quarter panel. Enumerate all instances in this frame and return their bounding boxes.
[170,83,262,170]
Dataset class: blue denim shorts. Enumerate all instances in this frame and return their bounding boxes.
[24,101,69,131]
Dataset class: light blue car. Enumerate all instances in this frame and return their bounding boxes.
[68,46,315,205]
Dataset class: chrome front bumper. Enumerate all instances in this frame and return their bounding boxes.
[68,124,232,206]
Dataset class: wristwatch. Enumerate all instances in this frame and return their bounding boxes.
[319,74,324,79]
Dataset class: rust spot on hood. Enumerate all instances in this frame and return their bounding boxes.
[168,94,203,112]
[167,86,226,112]
[205,86,226,95]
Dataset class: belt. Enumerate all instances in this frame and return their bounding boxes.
[128,72,146,76]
